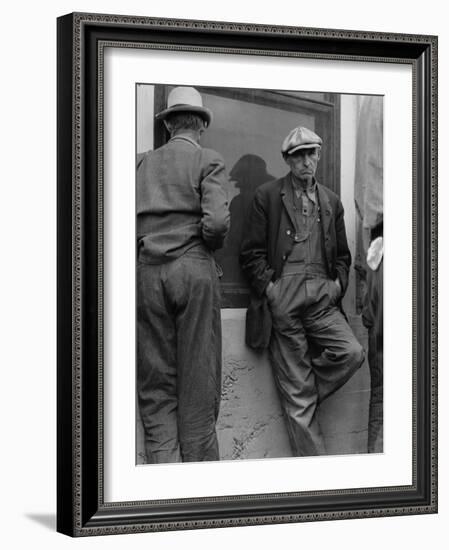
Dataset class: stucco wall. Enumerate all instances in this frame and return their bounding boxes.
[217,311,369,460]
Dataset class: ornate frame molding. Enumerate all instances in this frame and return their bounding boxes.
[57,12,437,537]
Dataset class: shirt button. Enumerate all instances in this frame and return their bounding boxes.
[286,229,291,235]
[282,254,287,261]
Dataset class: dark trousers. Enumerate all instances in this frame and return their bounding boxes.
[137,247,222,463]
[362,261,383,453]
[267,268,365,456]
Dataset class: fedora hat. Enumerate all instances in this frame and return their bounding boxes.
[155,87,213,127]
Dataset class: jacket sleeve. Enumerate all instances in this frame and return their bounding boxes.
[199,149,230,250]
[334,200,351,295]
[240,188,275,297]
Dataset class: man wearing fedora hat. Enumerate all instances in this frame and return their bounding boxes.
[137,86,230,463]
[240,126,364,456]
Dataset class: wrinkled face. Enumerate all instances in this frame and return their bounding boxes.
[285,147,320,185]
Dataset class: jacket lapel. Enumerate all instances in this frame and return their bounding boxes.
[280,174,297,229]
[316,183,333,270]
[317,182,333,236]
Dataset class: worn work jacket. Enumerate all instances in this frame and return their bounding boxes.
[240,174,351,350]
[137,135,230,264]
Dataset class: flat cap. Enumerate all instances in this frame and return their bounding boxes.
[281,126,322,155]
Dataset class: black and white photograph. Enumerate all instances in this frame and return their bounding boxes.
[135,83,384,464]
[1,0,444,546]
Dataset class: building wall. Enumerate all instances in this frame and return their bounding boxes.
[340,94,359,315]
[137,84,154,153]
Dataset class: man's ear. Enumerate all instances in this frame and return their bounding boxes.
[163,120,170,133]
[317,148,321,160]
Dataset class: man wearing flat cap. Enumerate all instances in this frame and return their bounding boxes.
[137,86,230,463]
[240,126,364,456]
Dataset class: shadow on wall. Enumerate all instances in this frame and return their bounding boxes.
[216,154,275,288]
[25,514,56,531]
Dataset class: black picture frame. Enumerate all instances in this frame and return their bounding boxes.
[57,12,438,537]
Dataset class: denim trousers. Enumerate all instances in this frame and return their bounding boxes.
[267,266,365,457]
[137,246,222,463]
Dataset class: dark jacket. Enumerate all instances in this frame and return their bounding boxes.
[137,135,230,264]
[240,174,351,349]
